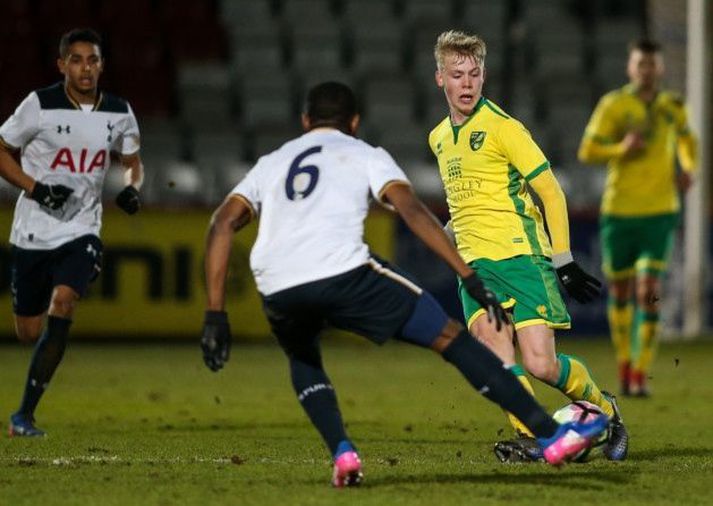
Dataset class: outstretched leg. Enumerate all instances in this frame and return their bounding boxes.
[398,292,608,465]
[431,320,606,465]
[432,321,559,439]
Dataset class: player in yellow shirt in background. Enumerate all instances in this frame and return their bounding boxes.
[578,39,698,397]
[429,30,628,462]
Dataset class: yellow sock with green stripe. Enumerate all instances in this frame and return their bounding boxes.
[555,353,614,418]
[607,298,634,367]
[504,365,536,437]
[633,310,659,379]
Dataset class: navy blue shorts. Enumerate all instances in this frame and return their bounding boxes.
[10,234,103,316]
[261,258,423,349]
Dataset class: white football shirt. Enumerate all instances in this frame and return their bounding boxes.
[232,128,410,295]
[0,82,140,249]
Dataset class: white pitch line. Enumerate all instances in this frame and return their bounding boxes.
[0,456,327,466]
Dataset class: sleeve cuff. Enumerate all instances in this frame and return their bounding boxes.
[376,180,411,211]
[551,251,573,268]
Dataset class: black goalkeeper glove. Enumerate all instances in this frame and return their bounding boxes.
[201,310,231,372]
[116,185,141,215]
[462,273,508,331]
[30,182,73,210]
[555,261,602,304]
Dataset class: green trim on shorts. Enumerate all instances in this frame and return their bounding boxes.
[600,213,678,279]
[458,255,571,330]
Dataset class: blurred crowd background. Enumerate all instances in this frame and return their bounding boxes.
[0,0,650,209]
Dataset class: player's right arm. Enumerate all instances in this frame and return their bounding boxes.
[0,142,35,193]
[205,194,254,311]
[0,93,73,208]
[0,93,40,193]
[0,137,74,209]
[382,182,507,329]
[201,193,253,372]
[578,95,643,164]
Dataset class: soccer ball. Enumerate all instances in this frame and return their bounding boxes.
[552,401,608,462]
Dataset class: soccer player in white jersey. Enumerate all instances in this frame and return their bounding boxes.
[200,82,608,486]
[0,29,143,436]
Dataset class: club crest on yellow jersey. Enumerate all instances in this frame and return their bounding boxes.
[469,131,486,151]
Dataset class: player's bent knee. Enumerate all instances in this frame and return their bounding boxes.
[16,328,42,343]
[430,319,464,353]
[609,278,633,301]
[49,286,80,318]
[522,356,559,383]
[471,318,510,348]
[636,286,660,309]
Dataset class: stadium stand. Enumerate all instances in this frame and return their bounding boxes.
[0,0,646,207]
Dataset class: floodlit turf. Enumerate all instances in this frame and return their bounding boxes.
[1,338,712,505]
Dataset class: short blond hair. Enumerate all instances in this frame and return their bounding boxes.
[434,30,486,70]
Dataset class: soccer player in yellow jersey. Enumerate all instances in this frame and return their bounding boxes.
[578,39,698,397]
[429,30,629,462]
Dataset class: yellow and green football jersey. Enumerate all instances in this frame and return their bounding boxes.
[429,97,552,263]
[581,84,697,216]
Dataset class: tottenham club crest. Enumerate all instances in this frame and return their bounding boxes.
[106,121,115,142]
[469,131,486,151]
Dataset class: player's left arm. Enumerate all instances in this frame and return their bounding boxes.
[114,103,144,214]
[529,170,602,303]
[501,119,602,303]
[119,151,144,189]
[383,182,508,329]
[527,169,570,256]
[114,151,144,214]
[673,100,699,192]
[383,182,471,278]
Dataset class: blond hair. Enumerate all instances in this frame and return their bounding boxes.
[434,30,487,70]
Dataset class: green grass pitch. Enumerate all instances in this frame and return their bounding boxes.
[1,338,712,505]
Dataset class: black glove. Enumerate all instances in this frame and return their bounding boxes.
[201,310,231,372]
[556,262,602,303]
[116,185,140,215]
[30,182,73,210]
[462,273,509,331]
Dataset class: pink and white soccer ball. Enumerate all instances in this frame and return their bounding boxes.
[552,401,608,461]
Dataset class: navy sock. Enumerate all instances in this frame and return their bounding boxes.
[289,356,349,456]
[441,330,558,439]
[17,316,72,417]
